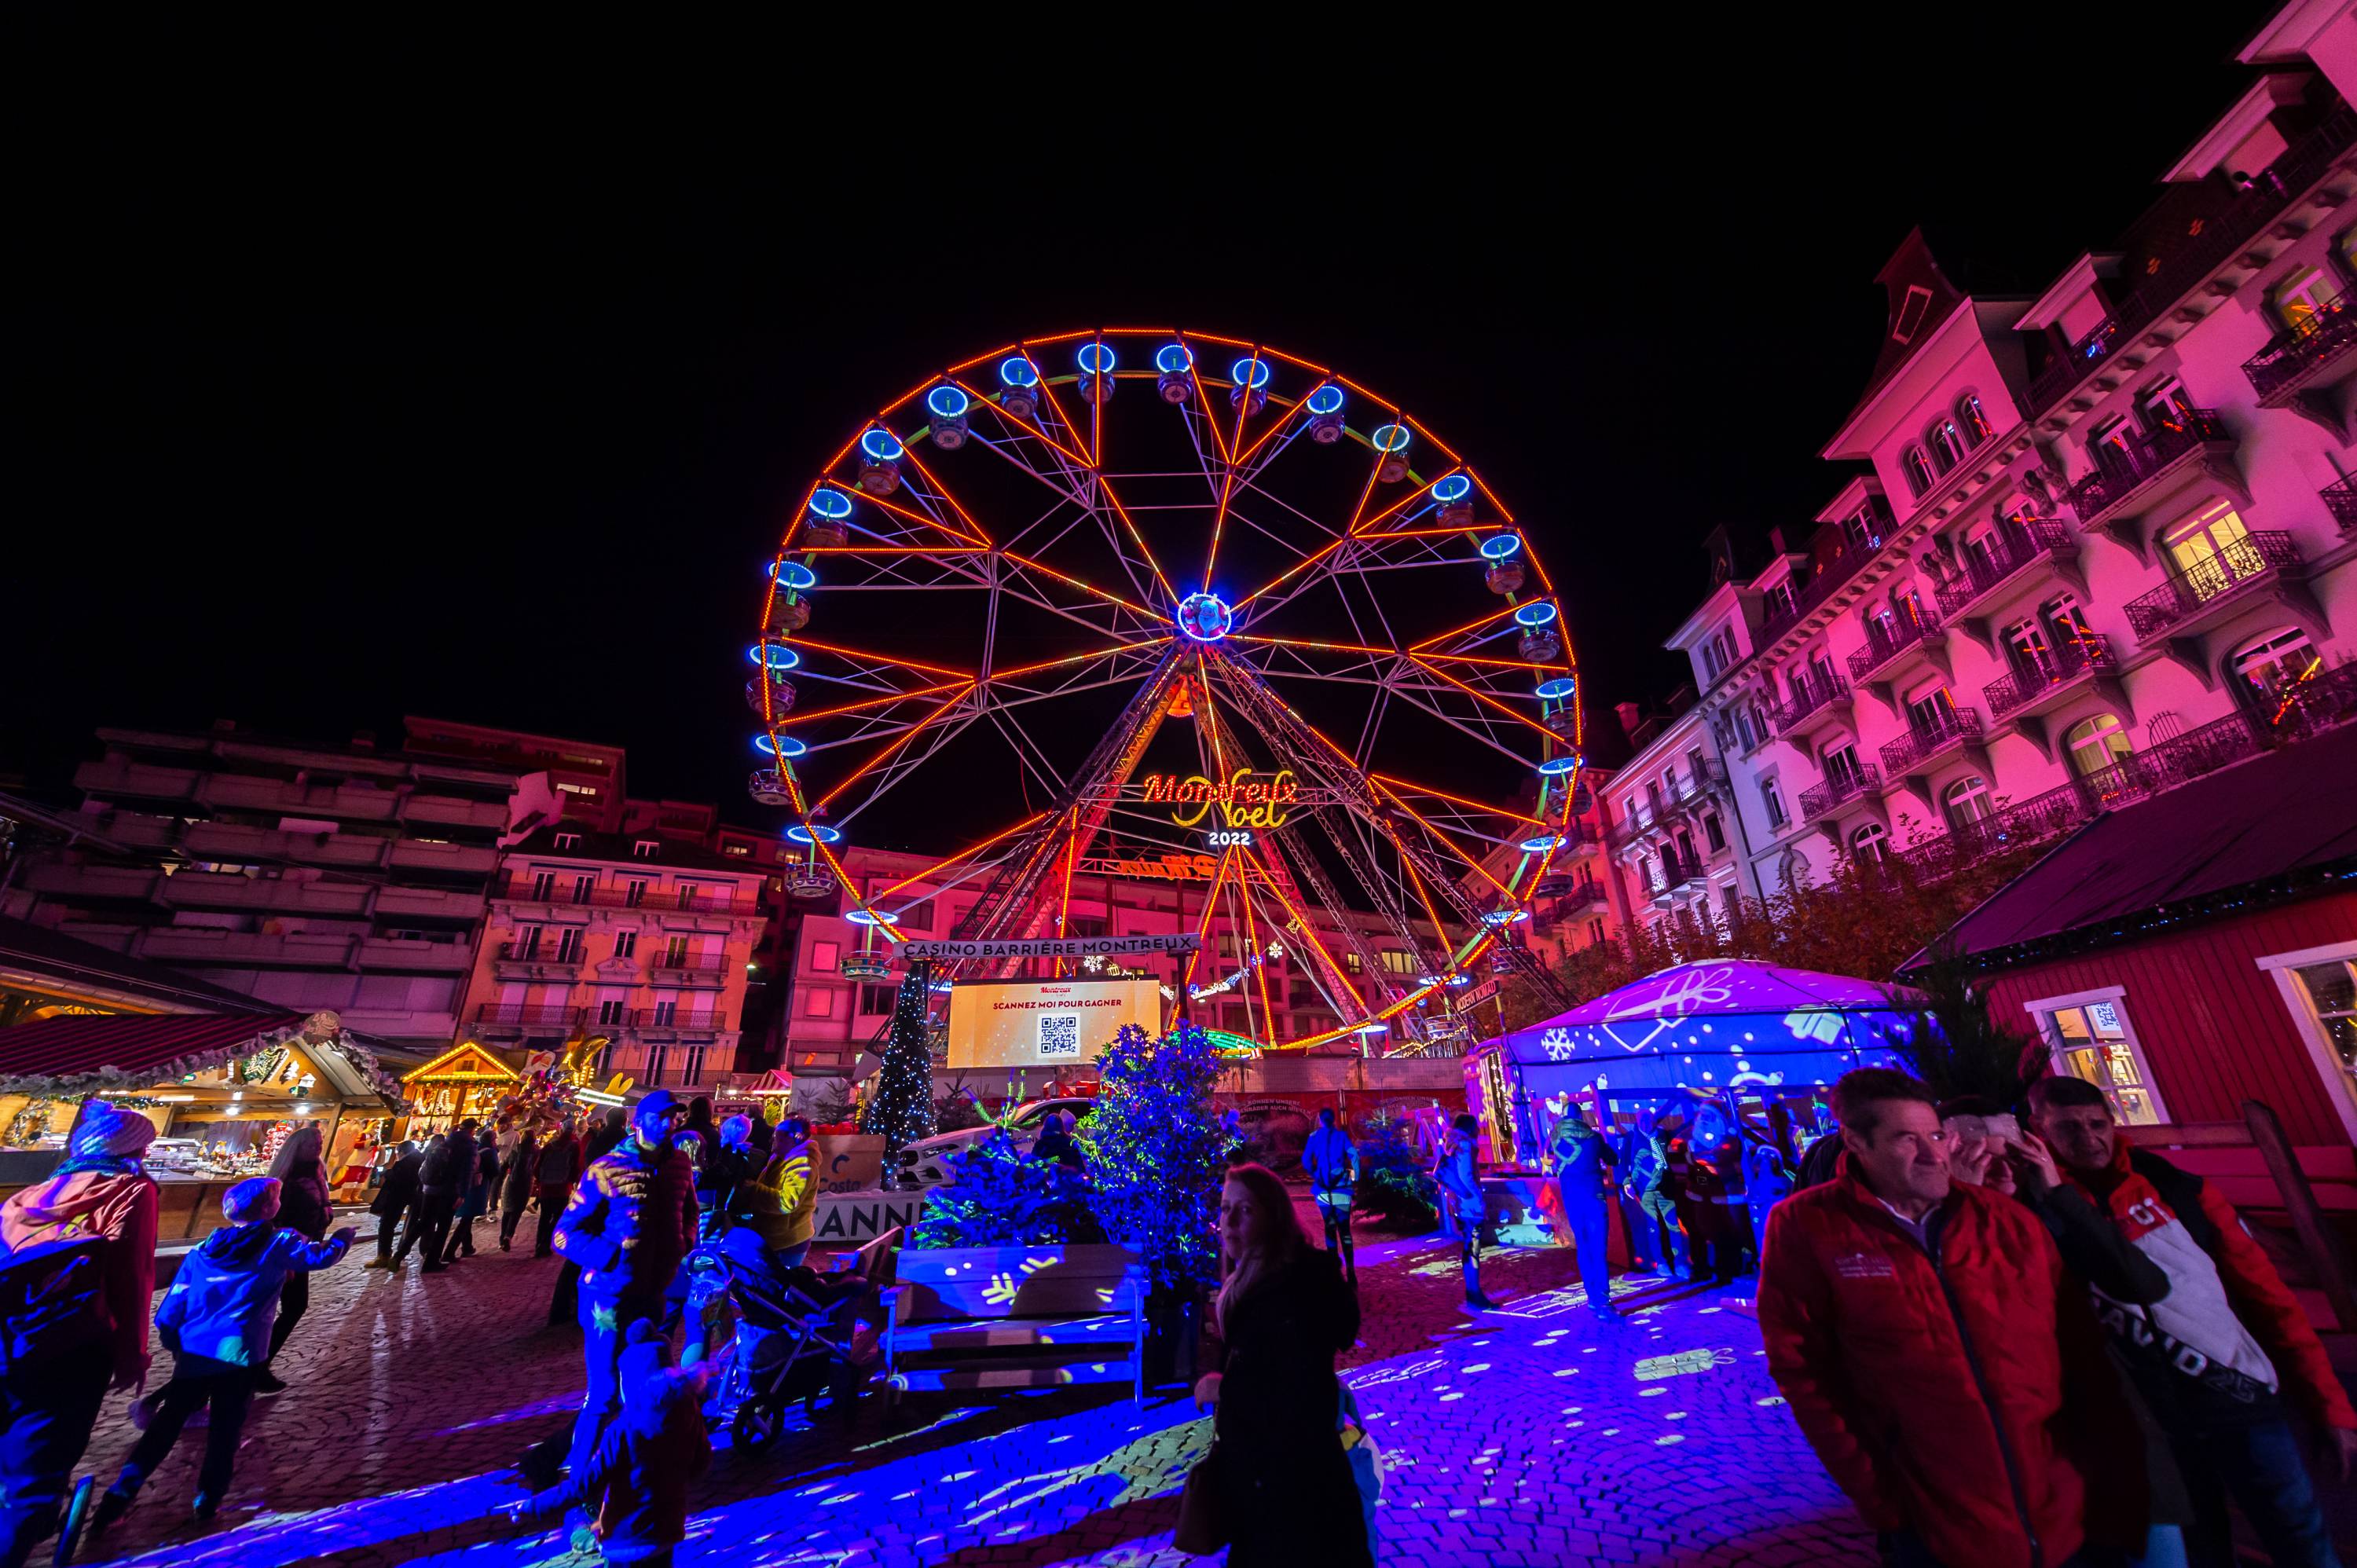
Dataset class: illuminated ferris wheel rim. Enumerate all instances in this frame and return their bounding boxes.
[746,328,1584,1053]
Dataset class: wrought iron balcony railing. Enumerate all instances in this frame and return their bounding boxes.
[1773,671,1851,733]
[2245,290,2357,401]
[2323,476,2357,536]
[1846,612,1942,684]
[2122,532,2303,639]
[1933,520,2077,620]
[1985,637,2120,718]
[2065,409,2232,529]
[1879,708,1985,777]
[1798,764,1880,822]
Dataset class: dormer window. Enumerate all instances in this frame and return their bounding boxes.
[1902,446,1936,498]
[553,833,581,850]
[633,841,659,859]
[1956,395,1994,445]
[1845,504,1883,552]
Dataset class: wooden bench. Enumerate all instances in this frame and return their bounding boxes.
[881,1242,1148,1405]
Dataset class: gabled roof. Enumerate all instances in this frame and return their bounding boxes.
[1924,720,2357,969]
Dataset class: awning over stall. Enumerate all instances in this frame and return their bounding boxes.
[0,1009,405,1108]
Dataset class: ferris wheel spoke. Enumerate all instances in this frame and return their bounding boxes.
[808,687,980,817]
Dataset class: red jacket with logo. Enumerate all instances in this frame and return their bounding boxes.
[1758,1162,2135,1568]
[2064,1141,2357,1432]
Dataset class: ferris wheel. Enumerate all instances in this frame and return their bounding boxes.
[747,328,1582,1054]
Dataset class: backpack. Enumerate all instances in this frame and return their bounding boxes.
[0,1229,108,1372]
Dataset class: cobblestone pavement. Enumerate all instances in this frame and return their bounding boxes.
[69,1220,1875,1567]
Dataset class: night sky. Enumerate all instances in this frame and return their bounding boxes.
[7,9,2282,852]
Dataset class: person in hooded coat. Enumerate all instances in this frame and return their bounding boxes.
[365,1139,424,1270]
[0,1102,159,1568]
[499,1129,541,1251]
[255,1123,333,1391]
[90,1177,353,1531]
[504,1319,710,1566]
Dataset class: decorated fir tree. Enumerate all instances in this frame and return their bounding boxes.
[1078,1020,1239,1296]
[860,965,937,1189]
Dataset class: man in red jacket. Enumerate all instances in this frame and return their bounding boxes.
[2029,1072,2357,1568]
[1759,1068,2131,1568]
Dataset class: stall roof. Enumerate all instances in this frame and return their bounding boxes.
[0,916,280,1015]
[0,1010,404,1107]
[1918,720,2357,970]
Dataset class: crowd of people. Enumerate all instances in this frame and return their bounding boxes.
[1762,1067,2357,1568]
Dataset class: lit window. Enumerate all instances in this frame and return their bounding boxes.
[2270,265,2341,335]
[1943,776,1995,830]
[2139,378,2195,430]
[2229,627,2319,713]
[2064,713,2133,779]
[1380,950,1417,976]
[2283,955,2357,1091]
[2036,994,2164,1125]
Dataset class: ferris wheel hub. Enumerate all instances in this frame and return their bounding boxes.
[1175,592,1233,643]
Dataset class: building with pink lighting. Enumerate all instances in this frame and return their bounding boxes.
[1611,16,2357,952]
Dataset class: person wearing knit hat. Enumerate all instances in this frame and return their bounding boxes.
[90,1175,354,1533]
[0,1105,160,1568]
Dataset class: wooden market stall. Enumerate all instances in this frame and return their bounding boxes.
[398,1042,519,1139]
[0,1007,406,1243]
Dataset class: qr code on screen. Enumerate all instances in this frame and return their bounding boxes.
[1039,1014,1081,1058]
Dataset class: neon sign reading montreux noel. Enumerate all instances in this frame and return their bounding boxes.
[1139,768,1299,830]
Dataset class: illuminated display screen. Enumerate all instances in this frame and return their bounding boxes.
[945,977,1163,1069]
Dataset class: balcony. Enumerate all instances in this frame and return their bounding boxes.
[195,775,400,822]
[159,870,371,917]
[88,811,180,850]
[2066,411,2242,562]
[1985,637,2125,728]
[398,793,510,832]
[387,839,499,879]
[1934,521,2082,640]
[1663,760,1726,811]
[1879,709,1986,794]
[372,885,487,925]
[24,863,161,902]
[2324,476,2357,537]
[2244,291,2357,434]
[2073,711,2271,811]
[134,928,357,969]
[1772,671,1854,743]
[650,953,732,989]
[493,941,585,981]
[630,1009,729,1035]
[2123,532,2309,644]
[358,936,471,973]
[494,879,760,915]
[1846,612,1946,689]
[472,1004,583,1034]
[2029,106,2357,416]
[1798,764,1881,823]
[181,820,390,870]
[75,760,199,804]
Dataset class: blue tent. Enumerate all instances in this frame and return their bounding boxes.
[1470,959,1926,1168]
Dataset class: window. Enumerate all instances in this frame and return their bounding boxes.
[596,998,626,1025]
[724,843,750,856]
[530,871,557,901]
[2139,377,2194,431]
[1824,742,1863,789]
[555,783,599,799]
[2089,416,2132,466]
[2029,990,2165,1125]
[1587,918,1607,948]
[571,874,596,903]
[1845,504,1883,552]
[1927,419,1965,474]
[1703,813,1726,852]
[1761,776,1788,830]
[552,832,582,849]
[1905,686,1957,735]
[1902,446,1935,497]
[2228,627,2319,713]
[2064,713,2133,779]
[512,925,542,959]
[664,935,690,967]
[2043,592,2097,648]
[857,984,896,1016]
[1761,581,1795,622]
[1380,950,1417,976]
[1850,823,1889,864]
[647,1045,669,1084]
[652,998,676,1026]
[811,940,840,973]
[625,879,648,908]
[804,987,835,1018]
[2261,942,2357,1140]
[613,931,637,960]
[633,841,659,859]
[1943,776,1995,830]
[2271,264,2343,334]
[1701,637,1727,680]
[2164,504,2252,586]
[1956,394,1994,445]
[680,1045,708,1086]
[555,928,585,964]
[904,899,936,932]
[1343,951,1362,976]
[1961,522,2003,580]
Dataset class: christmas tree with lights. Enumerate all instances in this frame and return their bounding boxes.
[1079,1020,1239,1295]
[860,963,937,1189]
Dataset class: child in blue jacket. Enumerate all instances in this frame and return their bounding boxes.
[91,1175,352,1530]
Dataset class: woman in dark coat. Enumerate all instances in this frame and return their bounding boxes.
[1193,1162,1370,1568]
[258,1123,333,1392]
[497,1130,541,1251]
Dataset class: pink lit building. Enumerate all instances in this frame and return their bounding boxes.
[1611,21,2357,959]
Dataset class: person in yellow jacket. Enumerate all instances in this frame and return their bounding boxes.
[741,1119,815,1267]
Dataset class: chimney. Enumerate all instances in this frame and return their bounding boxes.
[1615,701,1644,742]
[1768,525,1791,555]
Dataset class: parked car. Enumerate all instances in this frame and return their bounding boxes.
[895,1096,1098,1187]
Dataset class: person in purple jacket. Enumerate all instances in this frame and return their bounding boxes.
[90,1176,352,1530]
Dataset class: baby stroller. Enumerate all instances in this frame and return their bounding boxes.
[709,1227,892,1452]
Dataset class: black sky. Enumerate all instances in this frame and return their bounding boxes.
[5,9,2283,847]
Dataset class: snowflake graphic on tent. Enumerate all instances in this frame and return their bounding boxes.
[1541,1027,1574,1061]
